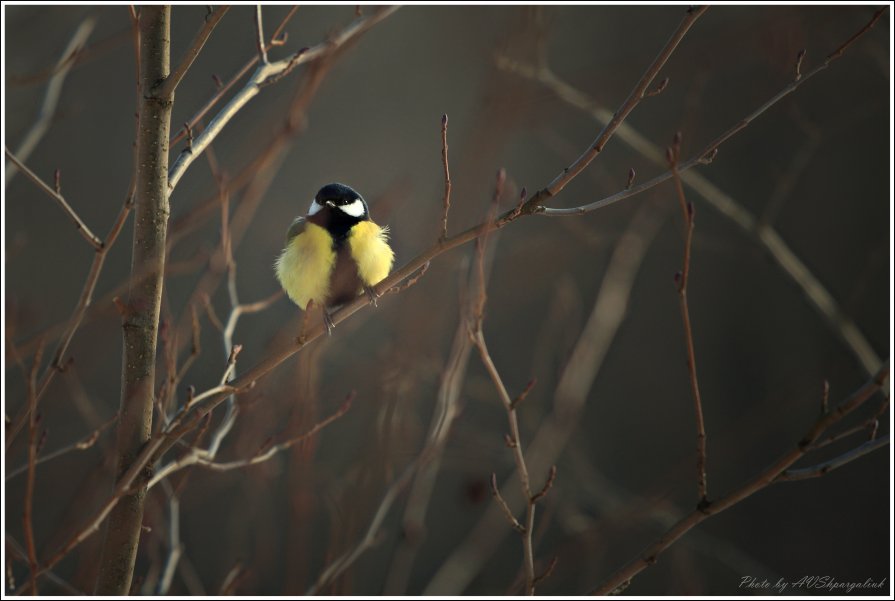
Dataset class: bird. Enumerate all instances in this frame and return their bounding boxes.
[275,182,395,334]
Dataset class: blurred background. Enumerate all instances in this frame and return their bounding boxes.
[3,4,890,595]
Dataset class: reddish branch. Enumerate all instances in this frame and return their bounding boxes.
[669,135,709,505]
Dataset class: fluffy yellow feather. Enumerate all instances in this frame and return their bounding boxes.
[275,183,395,334]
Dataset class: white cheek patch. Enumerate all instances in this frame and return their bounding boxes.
[308,199,323,216]
[339,198,366,218]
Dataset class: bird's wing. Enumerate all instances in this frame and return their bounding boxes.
[285,216,306,244]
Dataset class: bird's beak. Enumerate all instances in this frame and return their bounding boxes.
[325,200,336,208]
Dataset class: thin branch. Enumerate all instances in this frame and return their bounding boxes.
[5,537,83,595]
[5,148,103,250]
[670,137,708,505]
[156,481,182,595]
[6,413,118,480]
[385,261,430,295]
[154,6,230,98]
[439,113,452,240]
[254,5,269,65]
[473,330,539,593]
[190,395,352,471]
[592,364,890,595]
[169,7,299,147]
[23,340,45,594]
[777,434,890,482]
[167,6,399,194]
[5,18,95,186]
[490,473,525,533]
[517,5,708,213]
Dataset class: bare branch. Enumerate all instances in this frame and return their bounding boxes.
[23,339,45,594]
[167,6,400,194]
[5,18,95,186]
[6,413,118,480]
[439,113,452,240]
[777,435,890,482]
[254,5,269,65]
[169,7,299,147]
[530,465,557,504]
[669,137,708,505]
[490,473,525,533]
[517,5,708,214]
[192,395,352,471]
[154,6,230,98]
[384,261,430,296]
[156,481,182,595]
[5,148,103,250]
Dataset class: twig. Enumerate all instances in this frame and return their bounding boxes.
[156,481,183,595]
[516,5,708,215]
[385,261,430,295]
[439,114,452,240]
[592,364,890,594]
[5,18,95,186]
[5,536,83,595]
[169,7,300,147]
[190,395,352,472]
[23,339,45,594]
[669,136,708,505]
[6,413,118,480]
[154,6,230,98]
[473,329,540,594]
[254,5,269,65]
[532,556,559,589]
[777,434,890,481]
[167,6,400,194]
[490,473,525,533]
[5,148,103,250]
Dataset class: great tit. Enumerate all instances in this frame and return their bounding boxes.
[275,183,395,333]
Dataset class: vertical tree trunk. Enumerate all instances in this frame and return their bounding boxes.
[95,6,172,595]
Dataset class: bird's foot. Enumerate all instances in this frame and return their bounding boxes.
[323,308,336,336]
[364,285,379,307]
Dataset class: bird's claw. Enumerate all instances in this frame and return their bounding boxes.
[323,309,335,336]
[364,285,379,307]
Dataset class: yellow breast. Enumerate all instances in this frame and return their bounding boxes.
[348,220,395,288]
[275,223,335,310]
[275,220,395,311]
